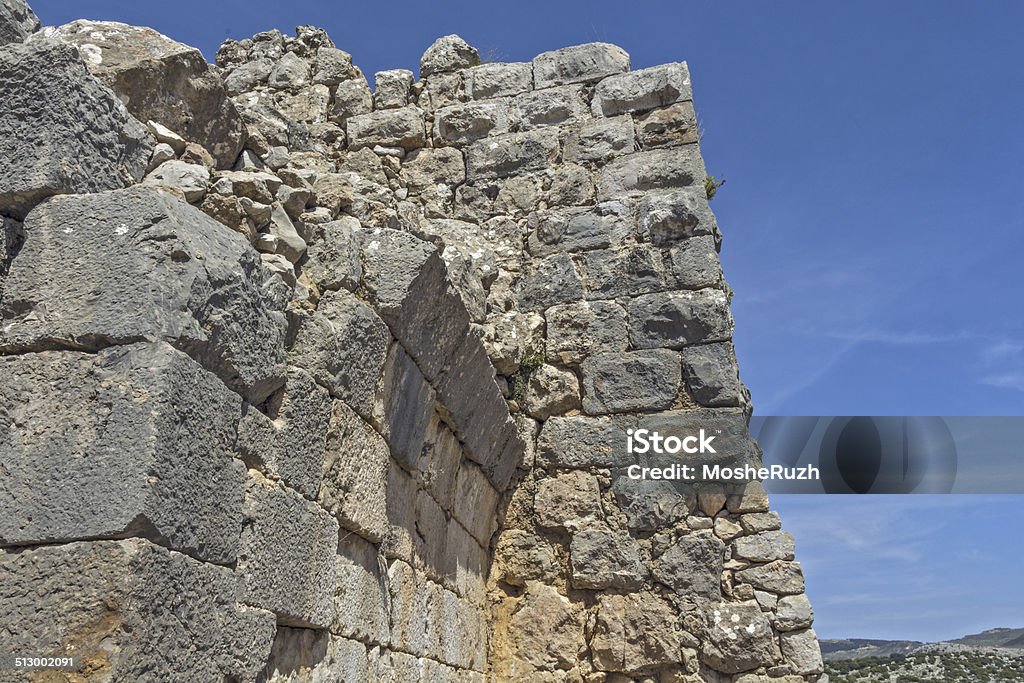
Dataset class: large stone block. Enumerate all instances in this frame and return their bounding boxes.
[401,147,466,194]
[517,252,584,311]
[535,471,602,531]
[671,234,723,288]
[591,593,682,673]
[537,415,634,469]
[700,601,779,674]
[591,62,692,116]
[501,583,586,671]
[581,350,681,415]
[653,534,725,603]
[302,216,363,292]
[563,115,636,164]
[433,99,512,145]
[735,560,806,595]
[733,530,796,563]
[387,560,429,656]
[637,186,717,246]
[681,341,744,407]
[466,61,532,99]
[261,629,371,683]
[465,129,560,181]
[0,343,244,564]
[372,343,436,470]
[626,289,733,349]
[532,42,630,88]
[526,202,632,257]
[319,400,390,542]
[237,472,339,629]
[598,147,705,200]
[333,533,390,645]
[545,300,628,365]
[775,594,814,632]
[237,366,331,500]
[346,106,426,149]
[421,34,480,77]
[636,100,699,148]
[39,20,245,167]
[780,628,824,674]
[453,462,501,546]
[513,83,589,129]
[576,244,670,299]
[0,186,288,403]
[0,40,151,219]
[0,539,275,682]
[570,527,646,589]
[0,0,38,45]
[492,529,559,586]
[612,475,694,532]
[289,288,391,418]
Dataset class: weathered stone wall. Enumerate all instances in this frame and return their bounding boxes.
[0,2,823,681]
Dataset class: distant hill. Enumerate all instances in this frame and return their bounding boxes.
[823,628,1024,683]
[951,628,1024,650]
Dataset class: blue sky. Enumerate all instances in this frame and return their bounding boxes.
[31,0,1024,642]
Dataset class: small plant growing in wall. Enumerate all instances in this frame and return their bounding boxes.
[705,175,726,200]
[509,351,545,402]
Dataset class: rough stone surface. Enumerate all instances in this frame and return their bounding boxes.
[0,39,152,218]
[532,42,630,88]
[0,539,275,682]
[681,341,745,407]
[627,289,733,350]
[0,344,244,564]
[591,593,682,673]
[535,471,602,531]
[0,187,288,403]
[37,20,245,167]
[701,601,778,674]
[735,561,807,596]
[653,534,725,603]
[591,62,692,117]
[237,473,338,629]
[0,0,38,45]
[570,528,646,589]
[581,350,681,414]
[421,34,480,77]
[780,628,825,675]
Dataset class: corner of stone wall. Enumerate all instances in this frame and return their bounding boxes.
[0,13,822,682]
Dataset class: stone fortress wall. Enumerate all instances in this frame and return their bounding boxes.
[0,2,824,681]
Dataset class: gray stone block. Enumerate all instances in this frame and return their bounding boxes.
[681,341,744,407]
[238,366,331,500]
[517,252,584,311]
[735,560,806,595]
[591,62,691,116]
[637,186,717,246]
[733,530,796,563]
[0,186,289,403]
[453,462,500,546]
[563,115,635,164]
[626,289,734,349]
[466,61,532,99]
[513,83,589,129]
[612,476,695,532]
[570,527,647,589]
[598,147,704,200]
[319,400,390,542]
[537,415,634,469]
[0,40,152,219]
[526,202,632,257]
[0,0,38,45]
[262,629,372,683]
[433,99,512,145]
[290,288,391,418]
[576,244,669,299]
[0,343,245,564]
[532,42,629,88]
[333,533,390,645]
[421,34,479,78]
[670,234,723,288]
[465,129,560,181]
[402,147,466,194]
[775,594,814,632]
[346,106,426,149]
[636,100,699,148]
[653,534,725,602]
[237,472,339,628]
[38,20,245,167]
[591,593,683,673]
[0,539,275,681]
[581,349,681,415]
[545,300,628,365]
[372,343,436,470]
[700,600,779,674]
[303,216,363,292]
[780,628,824,675]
